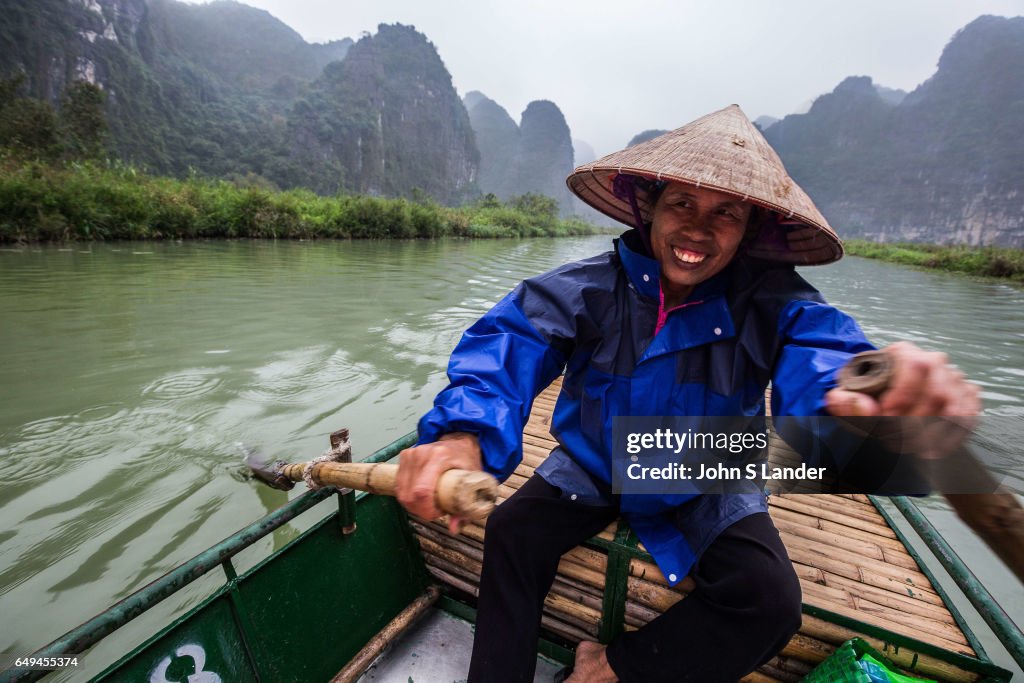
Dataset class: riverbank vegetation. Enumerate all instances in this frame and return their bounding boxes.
[0,160,600,243]
[845,239,1024,282]
[0,77,599,243]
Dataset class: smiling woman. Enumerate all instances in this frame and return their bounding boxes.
[391,103,988,683]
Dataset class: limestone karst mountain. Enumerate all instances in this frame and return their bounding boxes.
[464,92,575,215]
[764,16,1024,246]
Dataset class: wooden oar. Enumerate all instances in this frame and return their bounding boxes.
[246,429,498,523]
[840,350,1024,584]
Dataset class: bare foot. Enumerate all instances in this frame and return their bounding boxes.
[565,641,617,682]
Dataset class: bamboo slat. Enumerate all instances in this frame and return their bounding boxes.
[839,493,874,505]
[420,540,600,637]
[415,522,608,636]
[772,513,887,560]
[779,631,835,664]
[520,445,552,463]
[523,423,559,442]
[740,672,782,683]
[808,569,956,624]
[777,493,889,525]
[797,581,970,651]
[768,504,913,553]
[826,493,883,514]
[424,564,594,644]
[758,655,812,683]
[504,471,529,489]
[780,531,934,590]
[331,585,440,683]
[523,437,557,452]
[771,514,921,572]
[769,495,899,538]
[789,552,943,607]
[626,575,685,613]
[624,600,661,628]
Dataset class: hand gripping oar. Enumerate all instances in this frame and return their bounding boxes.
[246,428,499,524]
[839,350,1024,584]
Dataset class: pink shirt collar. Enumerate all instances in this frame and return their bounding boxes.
[655,287,705,335]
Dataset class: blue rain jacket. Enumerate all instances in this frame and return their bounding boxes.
[418,230,874,584]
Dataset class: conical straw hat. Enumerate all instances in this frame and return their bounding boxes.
[566,105,843,265]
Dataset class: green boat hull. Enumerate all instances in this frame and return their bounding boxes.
[95,494,428,682]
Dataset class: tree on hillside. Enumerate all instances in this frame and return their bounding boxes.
[0,77,108,161]
[0,75,61,160]
[61,81,107,160]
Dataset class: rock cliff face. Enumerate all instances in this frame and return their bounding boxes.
[465,91,520,200]
[0,0,147,101]
[0,3,476,202]
[143,0,351,96]
[515,100,574,212]
[568,137,615,225]
[0,0,351,168]
[287,24,478,202]
[0,0,160,164]
[464,92,575,215]
[627,129,668,147]
[765,16,1024,247]
[572,138,596,166]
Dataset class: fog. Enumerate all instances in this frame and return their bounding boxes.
[185,0,1022,156]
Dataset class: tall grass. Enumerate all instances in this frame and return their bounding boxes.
[844,239,1024,283]
[0,160,600,242]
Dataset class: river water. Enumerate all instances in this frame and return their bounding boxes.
[0,237,1021,677]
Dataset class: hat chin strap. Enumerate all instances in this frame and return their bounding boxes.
[612,174,653,256]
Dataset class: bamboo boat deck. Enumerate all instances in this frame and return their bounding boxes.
[414,377,990,682]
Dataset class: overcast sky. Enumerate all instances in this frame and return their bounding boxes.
[189,0,1022,157]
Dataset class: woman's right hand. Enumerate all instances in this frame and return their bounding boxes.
[396,432,483,533]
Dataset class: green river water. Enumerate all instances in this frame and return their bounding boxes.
[0,236,1021,678]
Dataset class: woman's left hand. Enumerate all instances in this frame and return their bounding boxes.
[825,341,981,418]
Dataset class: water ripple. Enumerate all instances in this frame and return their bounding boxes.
[142,369,224,400]
[16,416,71,440]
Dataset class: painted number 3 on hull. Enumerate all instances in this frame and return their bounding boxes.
[150,643,222,683]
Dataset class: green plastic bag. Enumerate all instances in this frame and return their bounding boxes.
[801,638,936,683]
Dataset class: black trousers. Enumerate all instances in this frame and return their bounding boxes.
[468,476,802,683]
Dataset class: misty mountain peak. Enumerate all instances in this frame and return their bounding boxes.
[463,90,488,111]
[832,75,878,97]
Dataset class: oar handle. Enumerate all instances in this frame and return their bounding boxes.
[837,349,892,397]
[279,461,498,521]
